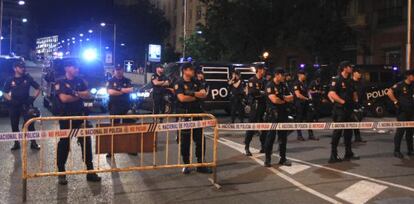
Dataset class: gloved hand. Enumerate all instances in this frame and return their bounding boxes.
[184,90,195,96]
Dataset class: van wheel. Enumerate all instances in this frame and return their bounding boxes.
[373,105,385,118]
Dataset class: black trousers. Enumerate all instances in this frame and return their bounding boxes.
[295,101,314,138]
[245,100,266,150]
[331,107,353,156]
[9,104,36,143]
[265,111,288,161]
[180,117,205,164]
[153,94,165,114]
[230,95,244,123]
[394,111,414,153]
[57,120,93,172]
[109,103,132,124]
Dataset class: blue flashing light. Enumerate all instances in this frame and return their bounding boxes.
[82,48,98,61]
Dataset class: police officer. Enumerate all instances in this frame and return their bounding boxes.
[106,65,134,157]
[309,75,323,121]
[328,61,360,163]
[264,68,294,167]
[228,70,245,123]
[54,59,101,185]
[174,63,212,174]
[151,64,170,114]
[3,61,41,151]
[293,70,317,141]
[351,68,367,143]
[387,70,414,158]
[245,64,267,156]
[196,70,208,110]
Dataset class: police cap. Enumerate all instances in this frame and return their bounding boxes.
[405,69,414,76]
[297,69,306,75]
[62,58,80,68]
[274,67,285,75]
[338,60,354,70]
[181,63,194,71]
[255,64,265,70]
[13,60,26,69]
[114,65,123,70]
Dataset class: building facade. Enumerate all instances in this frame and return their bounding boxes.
[151,0,206,54]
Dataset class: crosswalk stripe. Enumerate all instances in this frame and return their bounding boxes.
[335,180,388,204]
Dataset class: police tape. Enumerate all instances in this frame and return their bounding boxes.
[0,119,217,142]
[1,120,413,142]
[217,121,414,131]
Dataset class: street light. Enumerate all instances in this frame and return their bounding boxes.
[79,33,84,37]
[120,43,125,46]
[262,51,269,60]
[0,0,26,55]
[99,22,116,66]
[88,29,93,33]
[21,18,27,23]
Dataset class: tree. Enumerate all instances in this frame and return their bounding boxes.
[115,1,170,65]
[197,0,354,65]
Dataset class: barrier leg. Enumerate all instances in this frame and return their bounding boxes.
[209,166,221,189]
[22,178,27,202]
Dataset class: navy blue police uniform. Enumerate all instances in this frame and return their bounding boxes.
[54,76,98,179]
[309,78,322,121]
[391,80,414,157]
[229,75,245,123]
[3,73,40,149]
[151,73,169,114]
[293,79,315,140]
[264,78,292,166]
[107,75,132,123]
[244,75,267,155]
[174,78,205,164]
[329,74,359,162]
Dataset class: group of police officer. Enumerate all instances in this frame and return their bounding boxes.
[3,59,413,184]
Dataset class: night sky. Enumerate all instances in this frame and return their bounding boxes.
[29,0,113,37]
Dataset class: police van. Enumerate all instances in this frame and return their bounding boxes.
[317,64,401,117]
[355,65,401,117]
[131,62,255,114]
[41,57,109,114]
[198,62,255,113]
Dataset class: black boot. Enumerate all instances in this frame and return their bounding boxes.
[86,173,101,182]
[30,141,41,150]
[278,158,292,166]
[328,154,342,163]
[394,152,404,159]
[245,146,252,156]
[344,153,360,161]
[11,141,20,151]
[264,155,271,167]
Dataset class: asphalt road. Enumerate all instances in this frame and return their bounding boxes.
[0,67,413,204]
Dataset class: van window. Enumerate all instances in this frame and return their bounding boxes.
[202,67,229,81]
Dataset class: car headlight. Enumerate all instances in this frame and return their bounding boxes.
[0,91,3,97]
[97,88,107,95]
[130,93,138,100]
[90,88,97,94]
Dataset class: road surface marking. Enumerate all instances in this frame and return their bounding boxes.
[279,163,311,175]
[207,134,414,193]
[218,137,342,204]
[335,180,387,204]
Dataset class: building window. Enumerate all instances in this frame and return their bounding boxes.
[377,0,403,26]
[385,49,401,65]
[196,6,202,21]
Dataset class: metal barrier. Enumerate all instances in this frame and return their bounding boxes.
[21,114,220,202]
